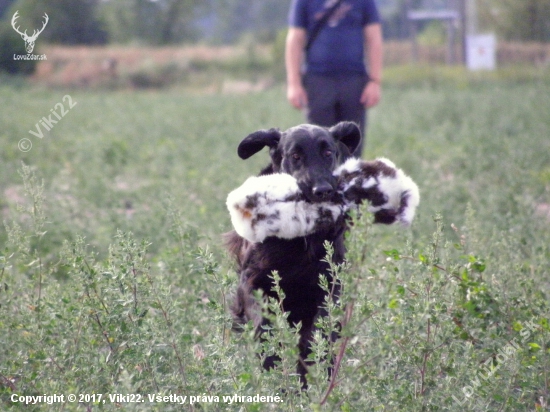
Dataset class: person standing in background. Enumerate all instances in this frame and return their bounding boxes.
[285,0,383,157]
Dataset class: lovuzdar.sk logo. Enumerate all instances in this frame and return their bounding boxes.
[11,10,48,61]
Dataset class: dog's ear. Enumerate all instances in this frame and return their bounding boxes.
[329,121,362,156]
[237,128,281,160]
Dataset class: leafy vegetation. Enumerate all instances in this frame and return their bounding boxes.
[0,74,549,410]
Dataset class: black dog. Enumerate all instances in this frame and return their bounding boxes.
[225,121,361,386]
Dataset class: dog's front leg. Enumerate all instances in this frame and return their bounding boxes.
[297,321,315,389]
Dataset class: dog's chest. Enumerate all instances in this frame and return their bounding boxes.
[246,232,343,289]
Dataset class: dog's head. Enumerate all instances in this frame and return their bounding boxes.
[237,122,361,203]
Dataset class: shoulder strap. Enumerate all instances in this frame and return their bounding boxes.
[305,0,344,52]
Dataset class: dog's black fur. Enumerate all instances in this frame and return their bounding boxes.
[225,121,361,386]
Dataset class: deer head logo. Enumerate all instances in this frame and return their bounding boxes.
[11,11,49,54]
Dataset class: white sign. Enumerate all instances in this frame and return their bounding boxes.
[466,34,496,71]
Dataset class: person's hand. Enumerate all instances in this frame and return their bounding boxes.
[287,83,308,110]
[360,80,381,108]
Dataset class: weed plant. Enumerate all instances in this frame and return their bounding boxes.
[0,75,549,410]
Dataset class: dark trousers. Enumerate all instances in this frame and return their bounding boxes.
[303,73,368,157]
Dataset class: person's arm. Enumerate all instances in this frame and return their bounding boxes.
[360,23,383,108]
[285,27,308,110]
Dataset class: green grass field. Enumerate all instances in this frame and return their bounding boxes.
[1,73,549,411]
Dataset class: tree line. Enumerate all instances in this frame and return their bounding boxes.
[0,0,292,46]
[0,0,549,47]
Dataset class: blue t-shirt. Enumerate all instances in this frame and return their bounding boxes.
[289,0,380,75]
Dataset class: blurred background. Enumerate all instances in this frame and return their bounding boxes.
[1,0,549,89]
[1,3,549,408]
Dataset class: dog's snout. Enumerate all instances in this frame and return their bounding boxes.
[312,182,334,200]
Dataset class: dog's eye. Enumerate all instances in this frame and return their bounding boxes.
[292,153,301,161]
[324,150,333,157]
